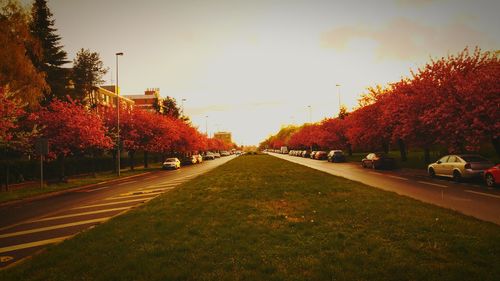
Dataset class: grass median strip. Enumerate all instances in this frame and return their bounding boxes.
[1,154,499,280]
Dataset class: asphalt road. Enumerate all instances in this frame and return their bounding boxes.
[0,156,236,268]
[270,153,500,225]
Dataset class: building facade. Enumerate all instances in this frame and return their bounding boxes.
[214,131,232,144]
[122,88,160,111]
[88,85,135,109]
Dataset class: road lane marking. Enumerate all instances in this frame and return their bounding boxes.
[0,236,73,254]
[368,171,383,175]
[464,190,500,199]
[386,175,409,181]
[107,192,163,200]
[31,207,130,222]
[417,181,448,188]
[140,184,177,190]
[0,218,109,239]
[71,198,149,209]
[116,180,138,186]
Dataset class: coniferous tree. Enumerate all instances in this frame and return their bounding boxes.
[72,48,108,107]
[29,0,68,103]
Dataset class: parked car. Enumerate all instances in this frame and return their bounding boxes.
[194,154,203,163]
[310,151,318,159]
[427,154,493,182]
[203,152,215,160]
[362,153,395,169]
[302,150,310,158]
[213,152,221,158]
[314,151,328,160]
[484,164,500,187]
[180,155,197,165]
[162,158,181,170]
[220,151,230,156]
[327,150,346,162]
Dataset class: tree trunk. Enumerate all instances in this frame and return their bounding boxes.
[144,151,149,168]
[382,143,389,154]
[492,136,500,158]
[112,150,117,173]
[91,151,96,177]
[5,163,9,191]
[347,143,352,156]
[424,148,431,164]
[129,150,135,170]
[398,139,407,162]
[59,154,67,182]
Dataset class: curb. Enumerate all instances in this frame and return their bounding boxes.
[0,170,156,208]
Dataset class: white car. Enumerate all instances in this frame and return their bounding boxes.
[162,158,181,170]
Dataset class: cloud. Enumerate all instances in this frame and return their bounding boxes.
[320,18,497,60]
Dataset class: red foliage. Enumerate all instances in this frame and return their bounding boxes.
[33,99,113,158]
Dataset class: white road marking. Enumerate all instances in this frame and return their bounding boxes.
[0,218,110,239]
[386,175,409,181]
[0,236,73,254]
[417,181,448,188]
[31,207,130,222]
[464,190,500,199]
[107,192,163,200]
[116,180,138,186]
[72,198,149,209]
[368,171,383,175]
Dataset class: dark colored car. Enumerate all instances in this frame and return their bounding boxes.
[180,155,197,165]
[484,164,500,187]
[362,153,395,169]
[314,151,328,160]
[327,150,346,162]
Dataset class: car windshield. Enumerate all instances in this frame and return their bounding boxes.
[165,158,177,162]
[460,156,489,162]
[334,151,343,155]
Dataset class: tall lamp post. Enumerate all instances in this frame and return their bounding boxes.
[181,98,186,114]
[336,84,341,114]
[205,115,208,136]
[115,52,124,176]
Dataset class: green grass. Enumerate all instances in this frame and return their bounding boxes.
[0,164,161,204]
[1,155,499,280]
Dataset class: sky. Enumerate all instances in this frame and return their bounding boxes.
[22,0,500,145]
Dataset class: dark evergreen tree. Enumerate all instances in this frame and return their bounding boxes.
[72,48,108,107]
[29,0,68,103]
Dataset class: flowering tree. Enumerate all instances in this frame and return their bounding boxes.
[34,99,112,178]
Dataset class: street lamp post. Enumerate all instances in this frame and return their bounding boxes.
[307,105,312,123]
[115,52,124,176]
[336,84,341,114]
[205,115,208,136]
[181,98,186,116]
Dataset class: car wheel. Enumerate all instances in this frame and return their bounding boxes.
[452,170,462,182]
[371,162,376,169]
[361,162,366,168]
[428,168,436,178]
[485,173,495,187]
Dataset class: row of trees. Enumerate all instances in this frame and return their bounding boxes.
[1,0,234,187]
[260,48,500,163]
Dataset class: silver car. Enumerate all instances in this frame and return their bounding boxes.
[427,154,493,182]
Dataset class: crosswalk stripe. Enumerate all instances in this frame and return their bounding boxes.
[0,236,73,254]
[72,198,150,209]
[31,207,130,222]
[0,218,110,239]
